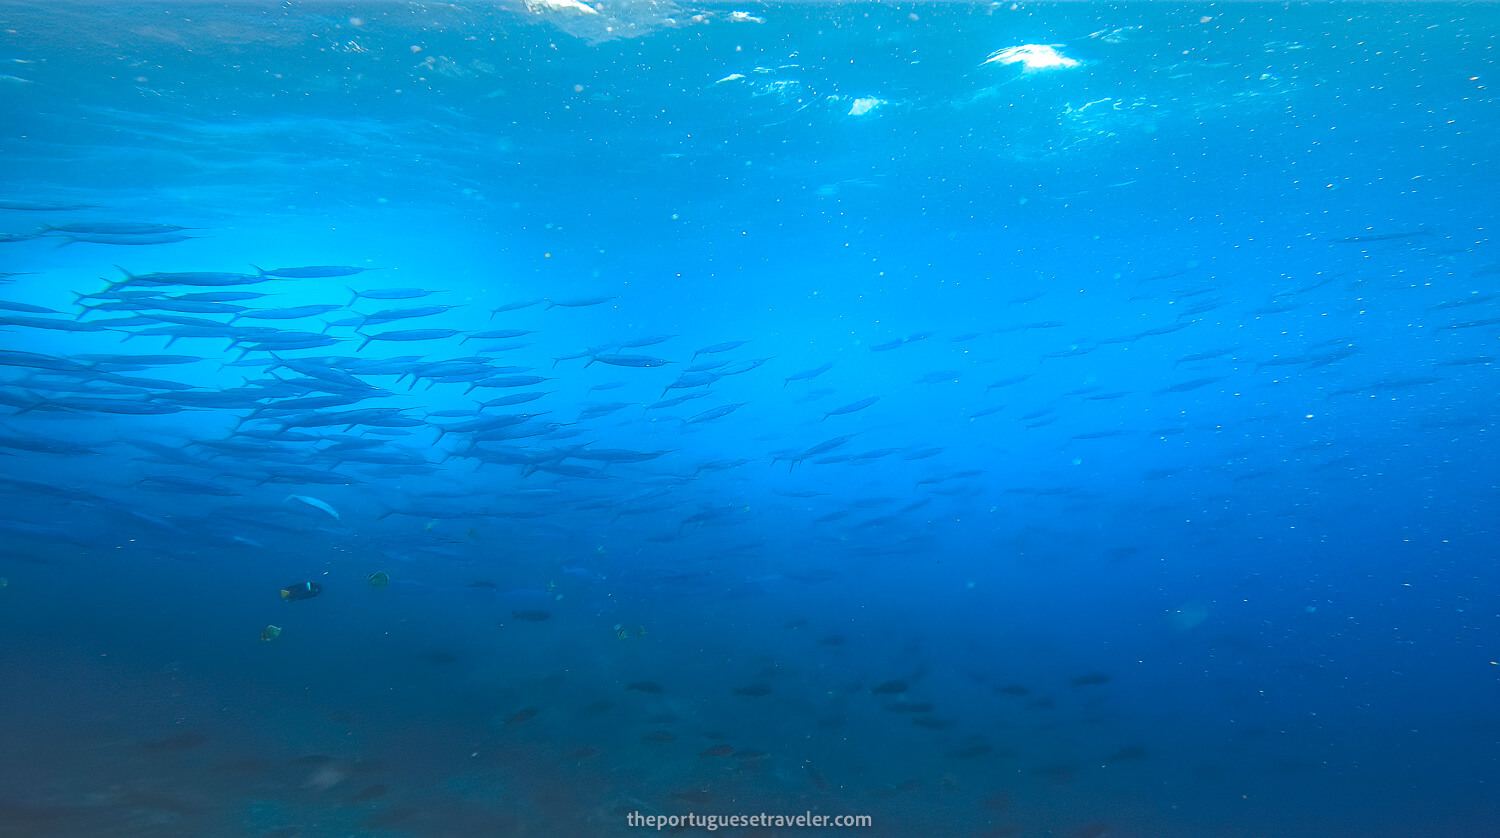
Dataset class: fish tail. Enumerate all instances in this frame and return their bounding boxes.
[16,391,47,414]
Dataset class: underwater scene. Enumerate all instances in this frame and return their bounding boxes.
[0,2,1496,836]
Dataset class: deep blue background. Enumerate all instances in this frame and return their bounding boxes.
[0,3,1496,836]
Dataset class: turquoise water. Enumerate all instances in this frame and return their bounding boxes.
[0,3,1496,836]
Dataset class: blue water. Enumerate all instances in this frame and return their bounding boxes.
[0,3,1496,836]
